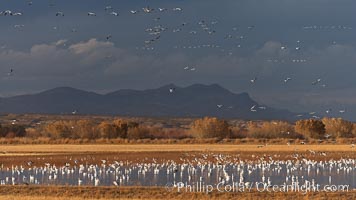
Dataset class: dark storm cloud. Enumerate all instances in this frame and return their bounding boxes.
[0,0,356,119]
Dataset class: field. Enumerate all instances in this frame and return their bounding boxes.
[0,144,356,199]
[0,144,355,165]
[0,115,355,200]
[1,144,356,153]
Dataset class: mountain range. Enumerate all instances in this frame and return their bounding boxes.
[0,84,298,120]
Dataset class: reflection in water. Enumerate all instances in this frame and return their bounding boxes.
[0,159,355,190]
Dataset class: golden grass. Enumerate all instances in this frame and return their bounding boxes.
[0,144,355,155]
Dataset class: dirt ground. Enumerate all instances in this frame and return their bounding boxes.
[0,186,355,200]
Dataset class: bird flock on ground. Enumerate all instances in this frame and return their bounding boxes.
[0,152,356,190]
[0,1,354,119]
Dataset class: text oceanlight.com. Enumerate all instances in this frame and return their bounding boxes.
[166,181,350,194]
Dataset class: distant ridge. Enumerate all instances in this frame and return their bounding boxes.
[0,84,297,120]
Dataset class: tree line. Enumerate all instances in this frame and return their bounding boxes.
[1,117,355,140]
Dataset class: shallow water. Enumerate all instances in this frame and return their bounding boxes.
[0,159,355,190]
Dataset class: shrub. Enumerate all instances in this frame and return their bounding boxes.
[247,121,301,139]
[44,121,76,139]
[322,118,353,138]
[75,120,99,139]
[0,124,26,138]
[98,122,118,138]
[295,119,325,139]
[127,127,150,139]
[190,117,230,139]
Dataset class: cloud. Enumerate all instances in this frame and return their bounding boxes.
[0,39,120,77]
[69,39,114,54]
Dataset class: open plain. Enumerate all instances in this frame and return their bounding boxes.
[1,144,356,199]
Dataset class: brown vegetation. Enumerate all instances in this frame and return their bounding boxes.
[0,114,355,143]
[247,121,302,139]
[322,118,354,138]
[190,117,230,139]
[295,119,326,139]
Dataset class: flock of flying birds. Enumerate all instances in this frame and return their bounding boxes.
[0,1,354,119]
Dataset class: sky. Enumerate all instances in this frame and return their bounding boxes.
[0,0,356,120]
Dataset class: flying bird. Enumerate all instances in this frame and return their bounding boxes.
[105,6,113,11]
[250,105,257,112]
[250,77,257,83]
[284,77,292,83]
[324,134,331,139]
[87,12,96,16]
[1,10,13,16]
[56,12,64,16]
[142,6,154,13]
[172,7,183,11]
[312,78,321,85]
[13,12,23,16]
[110,12,119,16]
[130,10,139,14]
[7,68,14,76]
[14,24,25,29]
[339,109,346,114]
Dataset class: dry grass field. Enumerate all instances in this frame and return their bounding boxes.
[0,144,355,166]
[1,144,355,153]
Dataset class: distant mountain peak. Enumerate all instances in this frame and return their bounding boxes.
[184,83,232,94]
[40,86,84,94]
[0,84,297,120]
